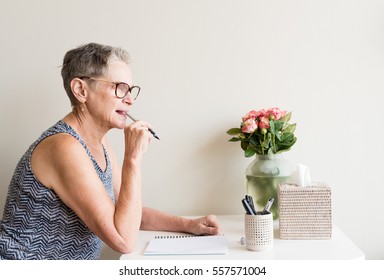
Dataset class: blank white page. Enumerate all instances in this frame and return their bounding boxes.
[144,235,228,255]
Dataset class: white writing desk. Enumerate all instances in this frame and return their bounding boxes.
[120,215,365,260]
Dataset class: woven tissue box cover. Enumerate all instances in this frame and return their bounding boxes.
[278,183,332,239]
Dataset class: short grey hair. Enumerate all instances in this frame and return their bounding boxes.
[61,42,130,106]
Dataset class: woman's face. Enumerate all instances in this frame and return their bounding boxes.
[86,60,135,130]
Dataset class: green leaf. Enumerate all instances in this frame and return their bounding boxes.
[241,141,248,151]
[280,132,294,143]
[269,121,275,135]
[275,131,282,141]
[249,138,258,146]
[263,133,271,148]
[283,123,296,133]
[276,148,291,154]
[280,112,292,123]
[228,137,240,142]
[244,147,256,157]
[254,146,263,155]
[276,135,297,151]
[274,120,284,132]
[226,128,242,135]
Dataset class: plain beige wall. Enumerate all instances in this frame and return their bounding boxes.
[0,0,383,259]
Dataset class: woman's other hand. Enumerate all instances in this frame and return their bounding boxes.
[188,215,220,236]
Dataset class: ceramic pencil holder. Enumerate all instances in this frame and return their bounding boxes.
[244,212,273,251]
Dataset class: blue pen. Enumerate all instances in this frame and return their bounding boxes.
[262,197,274,215]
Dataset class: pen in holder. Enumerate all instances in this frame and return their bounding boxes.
[244,212,273,251]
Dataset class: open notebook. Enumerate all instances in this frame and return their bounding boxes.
[144,235,228,255]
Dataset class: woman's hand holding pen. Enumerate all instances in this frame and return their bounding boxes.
[124,120,153,161]
[126,113,160,140]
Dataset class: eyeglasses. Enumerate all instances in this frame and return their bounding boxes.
[79,77,141,100]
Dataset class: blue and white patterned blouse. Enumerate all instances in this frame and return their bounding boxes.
[0,120,114,259]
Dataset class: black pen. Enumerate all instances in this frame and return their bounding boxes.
[262,197,274,215]
[126,113,160,140]
[242,198,256,215]
[245,195,257,214]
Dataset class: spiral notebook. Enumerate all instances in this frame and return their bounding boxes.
[144,235,228,255]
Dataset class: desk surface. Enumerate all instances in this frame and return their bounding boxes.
[120,215,365,260]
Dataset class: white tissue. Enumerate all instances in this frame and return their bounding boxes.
[290,163,312,187]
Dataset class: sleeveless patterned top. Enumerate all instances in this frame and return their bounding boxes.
[0,120,114,259]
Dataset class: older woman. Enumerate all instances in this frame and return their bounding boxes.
[0,43,219,260]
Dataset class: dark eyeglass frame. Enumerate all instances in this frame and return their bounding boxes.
[79,76,141,100]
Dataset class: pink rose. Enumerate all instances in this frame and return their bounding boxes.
[242,118,258,133]
[258,116,270,129]
[266,107,285,120]
[242,110,257,122]
[255,109,267,118]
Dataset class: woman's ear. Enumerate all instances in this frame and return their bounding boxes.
[70,78,88,104]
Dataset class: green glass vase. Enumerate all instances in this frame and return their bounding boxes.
[245,154,295,220]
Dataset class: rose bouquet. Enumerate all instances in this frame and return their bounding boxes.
[227,107,297,157]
